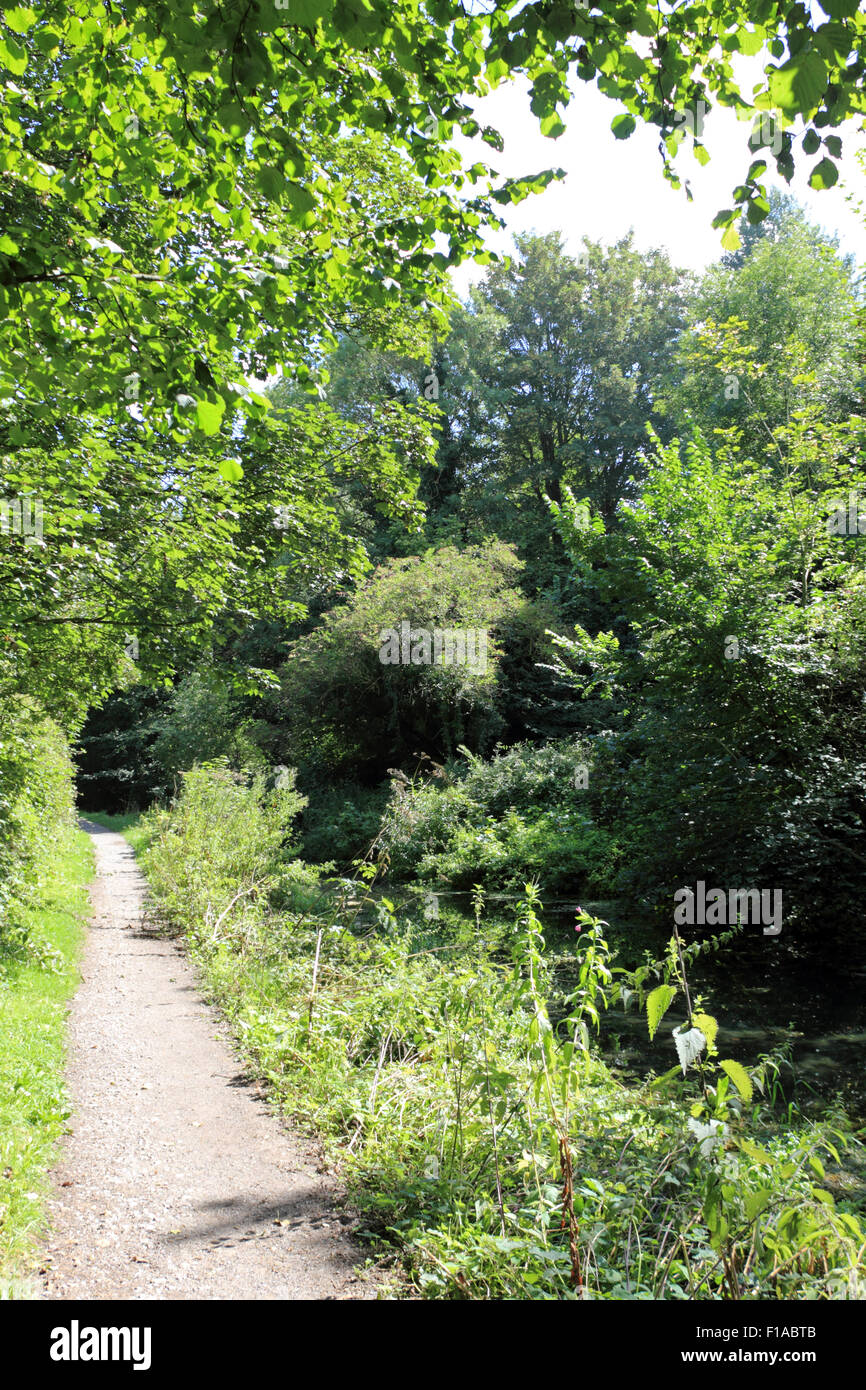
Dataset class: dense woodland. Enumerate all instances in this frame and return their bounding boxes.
[3,0,866,1302]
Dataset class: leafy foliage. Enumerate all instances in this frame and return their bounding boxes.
[0,699,76,960]
[272,542,524,778]
[138,767,866,1300]
[548,373,866,923]
[379,740,619,895]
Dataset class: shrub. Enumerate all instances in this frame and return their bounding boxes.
[0,699,76,960]
[150,668,269,787]
[140,759,307,929]
[298,780,390,866]
[378,740,620,894]
[273,542,524,778]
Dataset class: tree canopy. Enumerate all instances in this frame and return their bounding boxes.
[3,0,865,425]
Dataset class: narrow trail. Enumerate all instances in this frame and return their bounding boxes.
[41,821,372,1301]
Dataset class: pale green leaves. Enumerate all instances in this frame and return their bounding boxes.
[736,28,766,57]
[540,111,566,138]
[218,457,244,482]
[646,983,675,1040]
[720,1058,753,1102]
[691,1011,718,1055]
[2,6,35,33]
[768,51,827,116]
[195,398,226,435]
[0,32,27,74]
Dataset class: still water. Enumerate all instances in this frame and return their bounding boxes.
[395,888,866,1118]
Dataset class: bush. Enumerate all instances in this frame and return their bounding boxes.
[379,740,620,894]
[273,542,524,778]
[140,759,307,928]
[298,780,390,866]
[150,668,269,787]
[0,699,76,960]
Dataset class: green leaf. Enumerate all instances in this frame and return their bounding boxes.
[737,29,765,57]
[2,6,36,34]
[0,33,27,74]
[646,983,675,1041]
[218,457,243,482]
[33,28,60,54]
[540,111,566,138]
[743,1188,771,1222]
[649,1064,684,1089]
[720,1059,753,1103]
[195,398,225,435]
[768,51,827,115]
[802,129,821,155]
[808,1153,825,1179]
[285,182,316,217]
[746,194,770,225]
[736,1138,773,1166]
[809,156,838,190]
[290,0,333,26]
[692,1012,718,1054]
[611,113,636,140]
[818,0,859,17]
[216,102,250,137]
[720,223,741,253]
[631,7,657,38]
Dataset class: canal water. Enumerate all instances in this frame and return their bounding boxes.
[393,888,866,1118]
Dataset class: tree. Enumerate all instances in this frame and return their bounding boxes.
[425,232,685,625]
[0,392,436,723]
[667,197,861,450]
[272,541,525,779]
[2,1,865,425]
[549,370,866,925]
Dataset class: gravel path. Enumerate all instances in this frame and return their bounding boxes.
[40,820,372,1301]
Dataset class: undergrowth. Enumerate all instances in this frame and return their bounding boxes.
[0,824,92,1291]
[138,762,866,1300]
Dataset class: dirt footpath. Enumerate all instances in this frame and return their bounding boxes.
[40,820,372,1301]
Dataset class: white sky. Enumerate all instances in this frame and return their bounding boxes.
[450,77,866,295]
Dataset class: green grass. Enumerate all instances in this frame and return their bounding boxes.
[0,824,93,1293]
[79,808,151,856]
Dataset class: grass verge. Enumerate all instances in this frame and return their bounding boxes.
[0,824,93,1295]
[79,809,151,857]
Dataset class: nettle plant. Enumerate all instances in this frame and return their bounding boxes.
[639,921,753,1127]
[624,921,863,1294]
